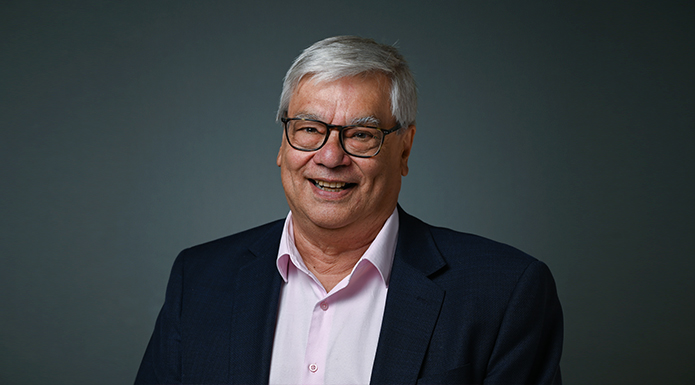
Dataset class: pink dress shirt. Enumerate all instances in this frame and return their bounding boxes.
[268,209,399,385]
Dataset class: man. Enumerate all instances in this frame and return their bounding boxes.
[135,36,563,385]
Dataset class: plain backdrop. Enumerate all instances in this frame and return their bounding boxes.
[1,1,693,384]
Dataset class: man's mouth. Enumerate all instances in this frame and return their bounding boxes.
[311,179,355,192]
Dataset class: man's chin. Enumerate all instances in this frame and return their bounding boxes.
[294,208,356,231]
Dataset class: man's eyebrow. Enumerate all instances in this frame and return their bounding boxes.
[293,113,381,127]
[350,116,380,127]
[294,112,322,120]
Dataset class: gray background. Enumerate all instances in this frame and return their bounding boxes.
[2,1,693,384]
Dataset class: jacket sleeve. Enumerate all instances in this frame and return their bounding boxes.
[134,251,185,384]
[484,260,564,385]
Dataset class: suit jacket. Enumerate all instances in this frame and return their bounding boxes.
[135,207,563,384]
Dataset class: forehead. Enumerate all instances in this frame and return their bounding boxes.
[288,73,393,124]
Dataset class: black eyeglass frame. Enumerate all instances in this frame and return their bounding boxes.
[280,116,402,158]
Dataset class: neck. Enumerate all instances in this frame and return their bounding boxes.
[291,213,390,292]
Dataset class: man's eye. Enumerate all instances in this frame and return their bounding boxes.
[298,126,321,134]
[346,129,376,140]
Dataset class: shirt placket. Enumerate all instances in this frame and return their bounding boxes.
[301,294,334,385]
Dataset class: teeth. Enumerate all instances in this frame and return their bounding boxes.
[315,180,347,191]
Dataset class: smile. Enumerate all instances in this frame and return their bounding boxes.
[311,179,355,192]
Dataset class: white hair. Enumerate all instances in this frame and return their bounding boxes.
[277,36,417,128]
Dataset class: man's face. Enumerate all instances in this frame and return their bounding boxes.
[277,73,415,234]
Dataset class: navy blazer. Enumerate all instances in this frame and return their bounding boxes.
[136,207,563,384]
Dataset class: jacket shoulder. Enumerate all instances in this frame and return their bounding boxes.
[423,223,557,307]
[174,219,284,276]
[398,209,538,271]
[429,225,537,267]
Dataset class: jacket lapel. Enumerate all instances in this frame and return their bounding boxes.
[370,208,447,385]
[229,221,284,384]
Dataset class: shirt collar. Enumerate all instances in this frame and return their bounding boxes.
[276,208,399,287]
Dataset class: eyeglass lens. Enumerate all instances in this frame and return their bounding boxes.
[287,120,383,157]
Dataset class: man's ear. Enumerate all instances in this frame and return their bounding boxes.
[277,130,286,167]
[400,125,416,176]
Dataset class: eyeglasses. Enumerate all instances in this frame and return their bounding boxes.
[281,117,402,158]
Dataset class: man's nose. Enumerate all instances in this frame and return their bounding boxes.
[313,129,351,168]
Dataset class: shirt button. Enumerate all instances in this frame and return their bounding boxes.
[308,363,318,373]
[320,301,329,311]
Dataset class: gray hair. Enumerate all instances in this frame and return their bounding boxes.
[277,36,417,128]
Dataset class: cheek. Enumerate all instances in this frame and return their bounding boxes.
[279,148,313,182]
[383,153,406,188]
[361,156,399,188]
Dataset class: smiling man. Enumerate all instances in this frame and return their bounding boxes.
[277,72,414,293]
[136,36,563,385]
